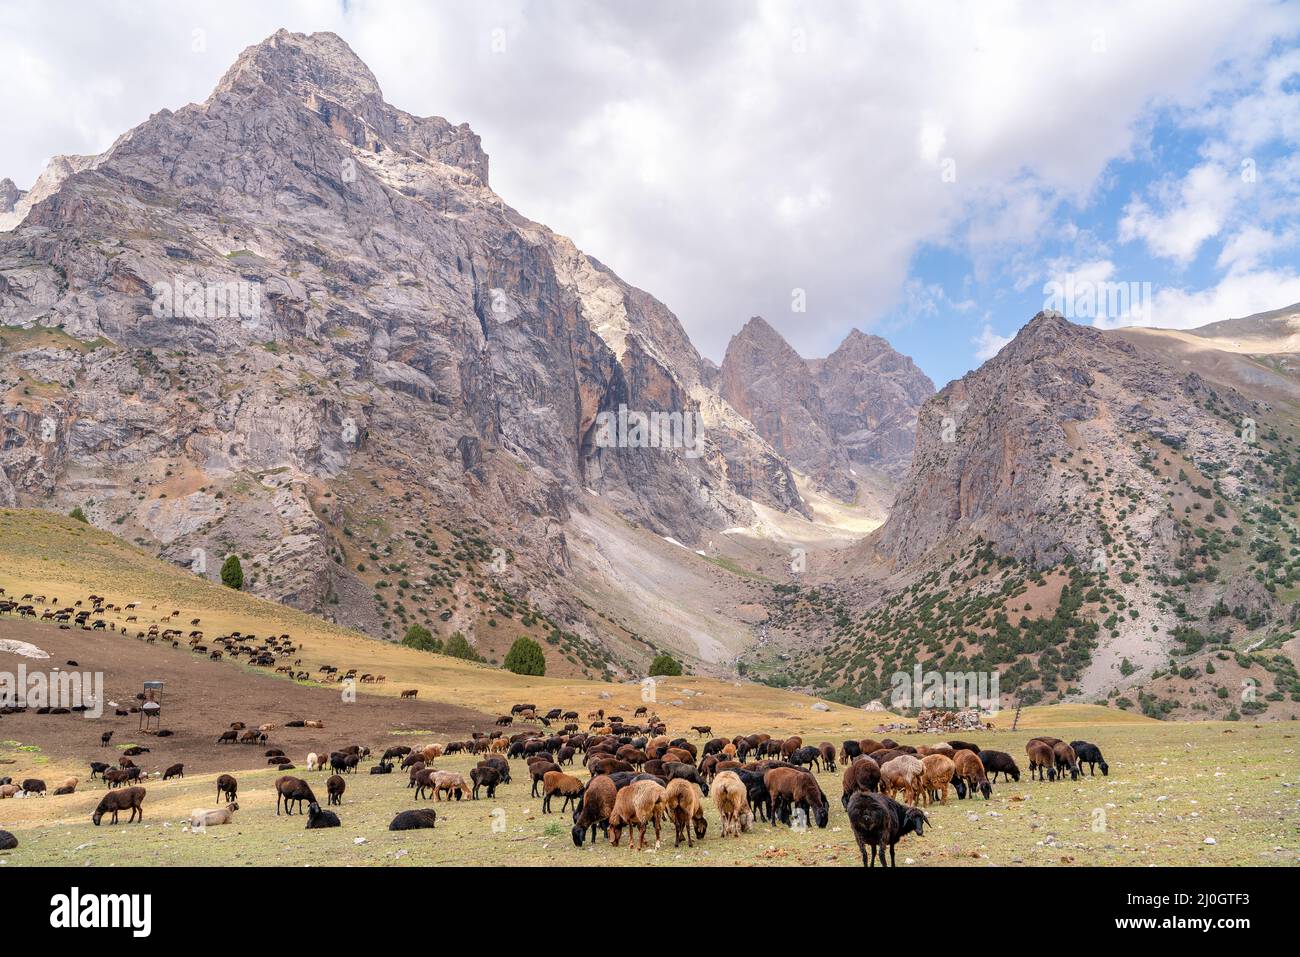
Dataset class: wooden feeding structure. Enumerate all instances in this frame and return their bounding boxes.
[139,680,164,733]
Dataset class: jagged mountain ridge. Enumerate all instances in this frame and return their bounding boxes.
[718,317,933,499]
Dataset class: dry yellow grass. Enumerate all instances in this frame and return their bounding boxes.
[0,508,902,737]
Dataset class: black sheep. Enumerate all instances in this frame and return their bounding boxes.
[470,765,502,799]
[847,790,928,867]
[977,750,1020,783]
[305,801,340,828]
[788,745,822,773]
[1070,741,1109,776]
[390,808,438,831]
[663,761,710,797]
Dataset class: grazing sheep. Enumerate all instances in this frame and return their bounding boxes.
[163,764,184,781]
[879,755,925,806]
[92,786,146,825]
[89,761,110,779]
[1052,741,1081,781]
[1070,740,1109,776]
[305,801,340,828]
[21,778,46,796]
[764,767,829,828]
[542,770,585,813]
[0,784,20,799]
[954,750,993,799]
[920,754,956,805]
[609,779,667,850]
[711,770,752,837]
[571,774,618,847]
[216,774,238,802]
[0,830,16,850]
[846,791,928,867]
[818,742,837,773]
[840,756,882,809]
[189,803,239,828]
[1026,740,1057,781]
[326,774,346,806]
[432,771,471,801]
[663,778,707,847]
[306,752,322,771]
[389,808,438,831]
[274,776,316,815]
[978,750,1020,783]
[470,765,502,799]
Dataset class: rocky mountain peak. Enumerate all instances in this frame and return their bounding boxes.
[0,178,20,213]
[719,319,933,494]
[213,30,385,111]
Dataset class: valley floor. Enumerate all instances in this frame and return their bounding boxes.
[2,717,1294,867]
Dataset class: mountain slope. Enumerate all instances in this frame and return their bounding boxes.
[0,30,807,673]
[743,310,1300,719]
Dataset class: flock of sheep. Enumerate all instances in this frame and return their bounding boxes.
[19,699,1112,867]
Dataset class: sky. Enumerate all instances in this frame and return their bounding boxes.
[1,1,1299,389]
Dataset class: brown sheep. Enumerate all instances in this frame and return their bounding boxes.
[1052,741,1081,781]
[274,776,316,815]
[608,779,667,850]
[954,750,992,799]
[764,766,829,827]
[572,774,618,846]
[840,756,882,807]
[541,770,585,813]
[92,786,146,825]
[920,753,956,805]
[664,778,707,847]
[326,773,346,806]
[818,742,837,773]
[711,770,752,837]
[216,774,238,802]
[1026,740,1056,781]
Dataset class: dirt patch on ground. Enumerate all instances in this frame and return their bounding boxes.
[0,618,497,781]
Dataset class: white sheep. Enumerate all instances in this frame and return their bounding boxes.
[189,802,239,828]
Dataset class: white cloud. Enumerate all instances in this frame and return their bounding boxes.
[1094,268,1300,330]
[973,324,1012,361]
[1118,163,1240,264]
[0,0,1296,364]
[1216,225,1296,274]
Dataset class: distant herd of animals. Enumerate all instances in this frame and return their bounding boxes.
[0,588,393,686]
[0,687,1111,865]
